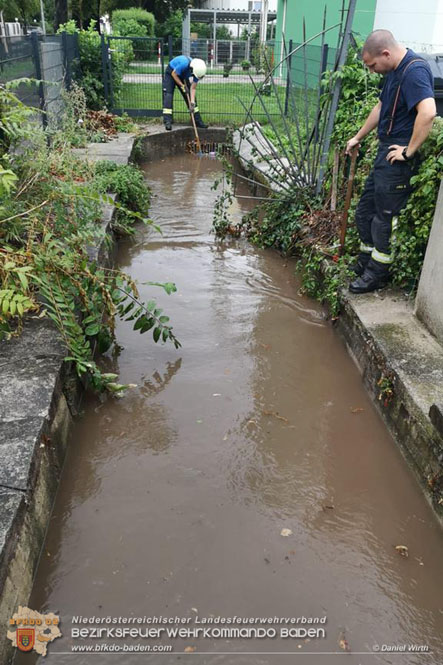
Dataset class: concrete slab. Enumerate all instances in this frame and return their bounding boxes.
[0,317,65,363]
[73,132,136,164]
[347,289,443,414]
[0,419,46,491]
[0,357,62,423]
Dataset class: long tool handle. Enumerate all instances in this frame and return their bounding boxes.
[339,149,358,256]
[184,87,201,153]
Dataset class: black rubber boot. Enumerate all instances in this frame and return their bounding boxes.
[164,116,172,131]
[194,112,208,129]
[349,259,389,294]
[349,252,371,276]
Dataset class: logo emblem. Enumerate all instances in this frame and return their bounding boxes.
[17,628,35,652]
[8,607,61,656]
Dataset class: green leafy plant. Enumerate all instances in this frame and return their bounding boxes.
[112,8,155,36]
[57,21,133,109]
[94,160,151,235]
[0,85,179,393]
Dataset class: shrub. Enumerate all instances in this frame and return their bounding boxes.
[112,8,154,36]
[113,18,147,38]
[0,86,179,392]
[57,20,133,110]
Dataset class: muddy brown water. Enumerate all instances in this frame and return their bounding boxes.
[17,154,443,665]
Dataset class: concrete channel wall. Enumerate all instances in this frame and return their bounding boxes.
[0,126,228,665]
[0,125,442,662]
[234,126,443,523]
[0,140,128,665]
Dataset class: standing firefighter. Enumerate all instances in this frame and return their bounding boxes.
[162,56,208,131]
[346,30,436,294]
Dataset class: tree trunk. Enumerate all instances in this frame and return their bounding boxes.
[54,0,68,31]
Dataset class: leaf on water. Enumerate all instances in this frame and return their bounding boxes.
[262,409,289,423]
[184,646,196,653]
[280,528,292,537]
[350,407,364,414]
[395,545,409,558]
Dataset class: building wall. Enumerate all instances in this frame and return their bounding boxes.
[200,1,277,11]
[275,0,376,48]
[374,0,443,52]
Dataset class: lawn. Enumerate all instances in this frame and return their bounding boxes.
[128,63,254,77]
[115,81,287,125]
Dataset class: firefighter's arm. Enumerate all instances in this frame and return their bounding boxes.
[189,81,198,110]
[172,70,186,91]
[387,97,436,163]
[345,101,381,154]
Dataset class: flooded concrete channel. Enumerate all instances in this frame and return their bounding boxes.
[17,146,443,665]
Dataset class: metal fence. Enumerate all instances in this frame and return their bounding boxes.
[102,36,334,124]
[0,32,79,126]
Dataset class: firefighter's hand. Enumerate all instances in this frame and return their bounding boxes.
[345,136,360,155]
[190,102,196,113]
[387,144,406,164]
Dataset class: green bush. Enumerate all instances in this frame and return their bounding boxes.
[114,18,147,38]
[112,8,154,35]
[0,86,179,392]
[57,20,133,110]
[94,159,151,228]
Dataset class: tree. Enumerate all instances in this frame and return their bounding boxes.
[216,26,231,40]
[4,0,39,33]
[54,0,68,30]
[141,0,188,24]
[155,8,181,39]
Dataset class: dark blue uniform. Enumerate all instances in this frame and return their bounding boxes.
[162,55,205,129]
[355,49,434,279]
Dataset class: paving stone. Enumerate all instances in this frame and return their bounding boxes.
[0,354,62,423]
[0,419,45,491]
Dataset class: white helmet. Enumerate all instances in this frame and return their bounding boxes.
[190,58,207,79]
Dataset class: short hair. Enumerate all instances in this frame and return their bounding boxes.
[363,30,397,56]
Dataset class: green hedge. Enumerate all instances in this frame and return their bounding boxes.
[112,8,154,36]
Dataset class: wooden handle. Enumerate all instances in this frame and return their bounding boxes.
[339,149,358,255]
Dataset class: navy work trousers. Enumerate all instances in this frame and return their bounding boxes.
[162,66,196,119]
[355,141,417,271]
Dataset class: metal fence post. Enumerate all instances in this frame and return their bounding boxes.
[168,35,173,61]
[160,37,165,78]
[320,43,329,79]
[316,0,357,194]
[284,38,292,117]
[101,33,109,107]
[61,31,71,90]
[31,31,47,129]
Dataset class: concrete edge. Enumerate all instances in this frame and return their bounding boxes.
[337,293,443,523]
[232,125,443,526]
[0,134,135,665]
